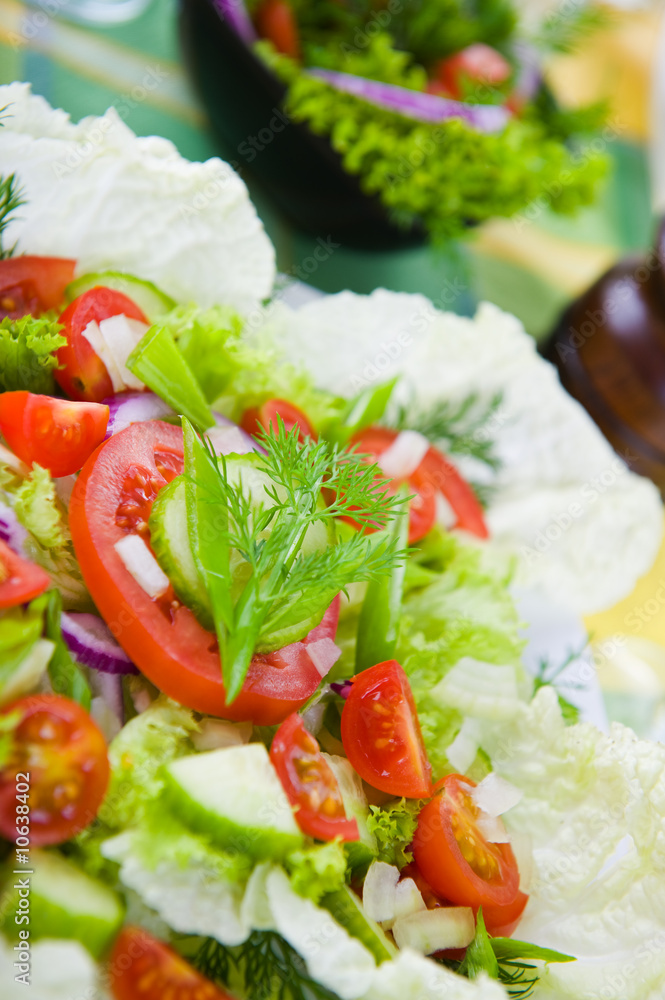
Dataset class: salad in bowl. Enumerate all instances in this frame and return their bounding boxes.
[0,84,664,1000]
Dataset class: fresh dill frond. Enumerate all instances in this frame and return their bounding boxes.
[393,391,504,473]
[533,641,588,725]
[497,960,540,999]
[0,174,25,260]
[535,2,610,55]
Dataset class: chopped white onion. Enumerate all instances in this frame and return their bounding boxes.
[446,718,481,773]
[82,319,125,391]
[476,814,511,843]
[307,637,341,678]
[0,443,29,477]
[114,534,170,598]
[392,907,475,954]
[192,719,253,751]
[362,861,400,924]
[394,878,427,921]
[378,431,430,479]
[471,773,523,817]
[206,425,260,456]
[435,491,457,529]
[99,314,149,391]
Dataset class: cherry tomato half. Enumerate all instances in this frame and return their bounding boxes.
[0,694,109,846]
[56,287,148,402]
[241,398,316,444]
[413,774,520,910]
[0,391,109,478]
[416,446,488,539]
[255,0,300,58]
[430,44,512,100]
[109,926,235,1000]
[0,540,50,608]
[483,889,529,937]
[270,713,359,841]
[340,659,431,799]
[0,256,76,320]
[69,420,341,724]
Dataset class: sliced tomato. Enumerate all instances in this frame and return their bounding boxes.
[69,420,341,724]
[270,713,359,841]
[430,44,512,100]
[255,0,300,58]
[340,659,431,799]
[483,889,529,937]
[416,446,488,538]
[240,398,316,443]
[0,391,109,478]
[110,926,235,1000]
[0,256,76,319]
[55,287,148,402]
[413,774,520,910]
[0,694,109,846]
[0,540,50,608]
[349,427,436,544]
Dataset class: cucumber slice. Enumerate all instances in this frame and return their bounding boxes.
[65,270,176,319]
[321,885,397,964]
[0,639,54,707]
[0,850,124,959]
[162,744,303,860]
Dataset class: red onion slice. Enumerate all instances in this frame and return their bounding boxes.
[0,501,28,555]
[61,612,139,675]
[330,680,353,699]
[213,0,257,43]
[104,392,175,439]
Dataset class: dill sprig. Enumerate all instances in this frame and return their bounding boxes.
[0,174,25,260]
[532,642,588,725]
[497,960,540,999]
[394,391,503,472]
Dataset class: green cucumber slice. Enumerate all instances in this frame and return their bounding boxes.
[65,270,176,319]
[321,885,397,964]
[0,850,124,958]
[162,744,304,860]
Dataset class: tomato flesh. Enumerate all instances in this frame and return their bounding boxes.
[55,287,148,402]
[483,889,529,937]
[255,0,300,58]
[413,774,520,910]
[0,256,76,319]
[0,391,109,478]
[341,659,431,799]
[0,540,50,608]
[0,694,109,846]
[271,713,359,841]
[110,926,235,1000]
[241,398,316,443]
[69,420,341,724]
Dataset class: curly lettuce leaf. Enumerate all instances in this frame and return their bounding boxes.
[366,800,421,869]
[286,841,348,903]
[0,315,66,394]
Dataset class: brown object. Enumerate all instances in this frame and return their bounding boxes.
[544,221,665,494]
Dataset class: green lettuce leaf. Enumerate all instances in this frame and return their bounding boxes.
[286,841,348,903]
[0,315,66,394]
[366,800,421,869]
[0,597,54,708]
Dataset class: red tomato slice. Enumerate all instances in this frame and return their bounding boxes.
[432,44,512,99]
[0,694,109,846]
[255,0,300,58]
[413,774,520,910]
[483,889,529,937]
[69,420,341,724]
[270,713,359,841]
[349,427,436,544]
[416,446,488,539]
[110,926,235,1000]
[340,659,431,799]
[55,287,149,403]
[0,391,109,478]
[0,256,76,319]
[241,398,316,443]
[0,540,50,608]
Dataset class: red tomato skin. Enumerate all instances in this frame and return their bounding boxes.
[55,287,148,403]
[413,774,520,910]
[271,713,360,841]
[341,659,432,799]
[69,421,341,724]
[0,539,50,607]
[0,257,76,319]
[433,44,511,99]
[416,446,488,539]
[109,926,235,1000]
[255,0,300,58]
[483,889,529,937]
[0,391,109,478]
[0,694,109,846]
[241,398,316,443]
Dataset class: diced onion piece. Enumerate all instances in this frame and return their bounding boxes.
[192,719,253,751]
[392,907,475,954]
[307,637,341,678]
[394,878,427,921]
[476,813,510,843]
[206,424,261,456]
[362,861,400,924]
[114,534,170,598]
[104,391,174,439]
[378,431,430,479]
[82,319,125,392]
[471,773,523,817]
[0,443,29,478]
[435,491,457,529]
[99,314,149,391]
[446,717,481,773]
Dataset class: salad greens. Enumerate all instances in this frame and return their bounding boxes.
[0,315,67,395]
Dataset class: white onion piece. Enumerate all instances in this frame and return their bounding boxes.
[307,637,342,678]
[471,773,523,817]
[435,491,457,529]
[392,907,475,954]
[206,424,261,456]
[477,814,510,844]
[98,314,149,391]
[394,878,427,921]
[82,319,125,391]
[192,719,253,751]
[378,431,430,479]
[0,443,29,477]
[114,535,170,598]
[104,392,175,439]
[362,861,400,923]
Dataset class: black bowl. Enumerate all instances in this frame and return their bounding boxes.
[178,0,427,249]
